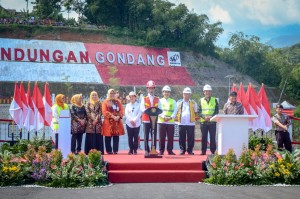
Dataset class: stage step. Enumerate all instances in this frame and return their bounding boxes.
[108,162,203,170]
[104,151,207,183]
[108,170,206,183]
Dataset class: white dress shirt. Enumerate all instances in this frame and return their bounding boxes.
[177,99,198,126]
[125,101,142,128]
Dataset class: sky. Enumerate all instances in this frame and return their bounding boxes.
[2,0,300,47]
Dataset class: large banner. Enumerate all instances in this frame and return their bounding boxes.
[0,38,195,86]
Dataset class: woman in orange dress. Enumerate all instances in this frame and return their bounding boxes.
[102,89,125,154]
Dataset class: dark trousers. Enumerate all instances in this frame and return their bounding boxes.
[200,122,216,154]
[126,125,140,152]
[159,123,175,153]
[178,125,195,153]
[71,133,83,153]
[143,122,157,152]
[55,133,59,149]
[275,130,292,152]
[105,136,120,153]
[85,133,104,155]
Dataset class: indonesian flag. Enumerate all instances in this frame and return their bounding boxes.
[237,83,250,114]
[24,82,35,131]
[258,83,272,132]
[231,84,238,93]
[32,82,45,131]
[43,83,52,127]
[246,84,265,131]
[9,83,23,128]
[19,83,28,129]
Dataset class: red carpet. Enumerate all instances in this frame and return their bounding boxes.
[103,150,207,183]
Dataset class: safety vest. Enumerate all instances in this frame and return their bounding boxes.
[51,104,69,130]
[200,97,216,122]
[158,98,176,123]
[142,96,159,122]
[177,100,196,123]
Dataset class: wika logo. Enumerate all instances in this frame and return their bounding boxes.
[169,54,180,62]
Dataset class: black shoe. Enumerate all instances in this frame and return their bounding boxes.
[128,151,133,155]
[107,152,113,155]
[180,151,185,155]
[113,152,118,154]
[159,151,164,155]
[200,152,206,155]
[133,150,137,155]
[168,151,176,155]
[188,152,194,155]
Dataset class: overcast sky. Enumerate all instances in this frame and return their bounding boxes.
[2,0,300,46]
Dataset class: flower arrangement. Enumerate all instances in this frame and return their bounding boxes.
[0,139,108,187]
[205,145,300,185]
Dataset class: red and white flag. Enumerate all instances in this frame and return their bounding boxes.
[19,83,28,129]
[237,83,250,114]
[258,83,272,132]
[32,82,45,131]
[246,84,266,131]
[231,84,238,93]
[24,82,35,131]
[43,83,52,127]
[9,83,23,128]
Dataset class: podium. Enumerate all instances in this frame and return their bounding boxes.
[144,107,162,158]
[210,114,257,157]
[58,110,71,158]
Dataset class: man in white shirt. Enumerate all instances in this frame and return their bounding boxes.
[125,91,142,155]
[176,87,198,155]
[158,85,178,155]
[140,80,162,156]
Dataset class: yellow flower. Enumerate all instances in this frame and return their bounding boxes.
[2,166,9,173]
[275,172,280,177]
[286,163,292,169]
[277,158,283,163]
[283,169,290,175]
[269,164,274,168]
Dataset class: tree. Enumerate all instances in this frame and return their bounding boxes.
[63,0,74,20]
[31,0,61,19]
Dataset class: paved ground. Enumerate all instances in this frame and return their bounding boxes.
[0,183,299,199]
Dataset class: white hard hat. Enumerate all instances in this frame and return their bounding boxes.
[162,85,171,92]
[203,84,212,91]
[183,87,192,94]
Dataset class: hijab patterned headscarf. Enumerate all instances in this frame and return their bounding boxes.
[90,91,99,105]
[55,94,65,109]
[71,94,83,107]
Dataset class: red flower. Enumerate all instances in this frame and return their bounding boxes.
[234,165,239,170]
[224,166,228,171]
[248,171,253,175]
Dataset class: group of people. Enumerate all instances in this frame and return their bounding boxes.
[51,80,292,156]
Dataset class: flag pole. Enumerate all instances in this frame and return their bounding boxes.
[11,120,15,146]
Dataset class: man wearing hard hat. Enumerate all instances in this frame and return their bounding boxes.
[158,85,178,155]
[199,84,219,155]
[140,80,162,156]
[176,87,198,155]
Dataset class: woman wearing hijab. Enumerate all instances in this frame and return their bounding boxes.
[125,91,142,155]
[85,91,104,155]
[102,89,125,154]
[70,94,87,154]
[51,94,69,149]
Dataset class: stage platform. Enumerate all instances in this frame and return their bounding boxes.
[103,150,208,183]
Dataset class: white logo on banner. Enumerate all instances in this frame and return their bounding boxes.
[167,51,181,66]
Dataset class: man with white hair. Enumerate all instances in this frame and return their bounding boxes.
[199,84,219,155]
[176,87,198,155]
